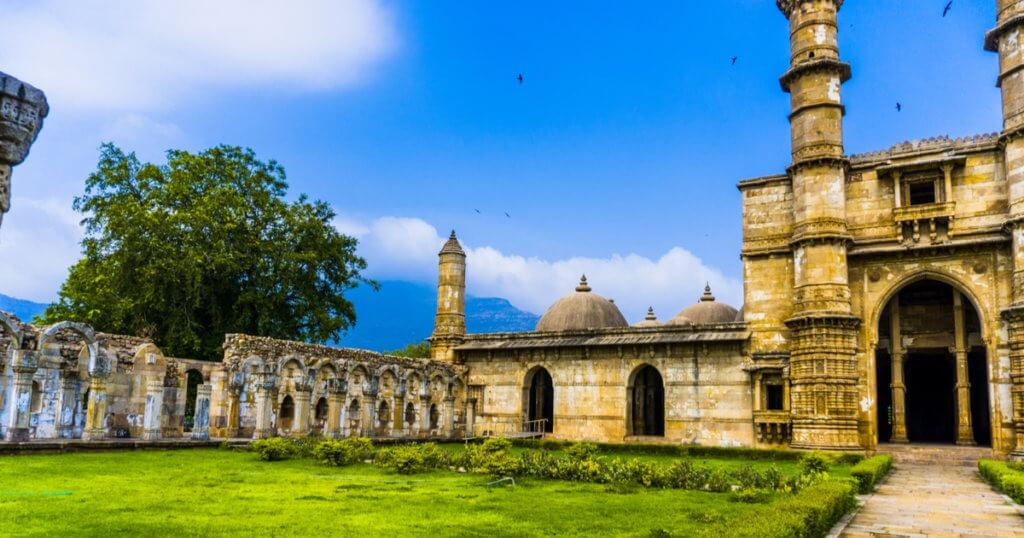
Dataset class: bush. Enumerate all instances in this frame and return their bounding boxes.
[850,455,893,493]
[313,438,374,467]
[798,452,831,475]
[376,445,427,474]
[565,442,600,461]
[251,437,294,461]
[714,479,857,537]
[290,434,325,459]
[730,488,772,504]
[979,459,1024,504]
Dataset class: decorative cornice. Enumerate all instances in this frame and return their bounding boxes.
[786,155,849,175]
[777,0,844,19]
[780,58,851,92]
[985,13,1024,52]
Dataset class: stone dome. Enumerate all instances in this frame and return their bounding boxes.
[535,275,629,332]
[633,307,661,328]
[734,305,744,322]
[667,284,738,325]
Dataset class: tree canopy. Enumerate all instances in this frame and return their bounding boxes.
[41,143,374,360]
[388,341,431,358]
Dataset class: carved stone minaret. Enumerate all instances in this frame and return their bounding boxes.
[0,72,48,230]
[430,230,466,362]
[777,0,861,450]
[987,0,1024,456]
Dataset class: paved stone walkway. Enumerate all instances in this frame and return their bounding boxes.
[841,464,1024,537]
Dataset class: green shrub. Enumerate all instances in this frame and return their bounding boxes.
[730,488,772,504]
[979,459,1024,504]
[313,438,374,466]
[713,479,856,537]
[849,455,893,493]
[480,437,512,454]
[251,437,294,461]
[565,442,600,461]
[290,434,325,459]
[376,445,427,474]
[798,452,830,475]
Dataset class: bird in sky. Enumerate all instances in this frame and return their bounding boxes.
[474,209,481,214]
[943,1,952,17]
[504,212,511,218]
[896,102,902,112]
[517,73,524,84]
[731,56,737,65]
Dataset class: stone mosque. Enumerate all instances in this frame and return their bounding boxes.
[4,0,1024,458]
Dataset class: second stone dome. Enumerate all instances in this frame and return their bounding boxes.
[667,284,738,325]
[535,275,629,332]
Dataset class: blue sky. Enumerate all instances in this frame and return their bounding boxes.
[0,0,1003,321]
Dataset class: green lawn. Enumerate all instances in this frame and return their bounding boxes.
[0,448,851,537]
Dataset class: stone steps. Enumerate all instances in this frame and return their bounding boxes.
[876,443,995,466]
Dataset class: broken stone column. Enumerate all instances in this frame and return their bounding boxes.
[191,384,212,441]
[142,378,165,440]
[83,377,110,440]
[0,73,48,231]
[4,350,38,442]
[253,372,276,439]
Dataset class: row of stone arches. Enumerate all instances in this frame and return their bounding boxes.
[522,364,665,437]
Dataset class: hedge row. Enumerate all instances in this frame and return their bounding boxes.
[709,479,857,538]
[849,455,893,493]
[979,459,1024,503]
[509,438,864,465]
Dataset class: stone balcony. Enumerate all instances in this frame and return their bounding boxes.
[753,410,792,445]
[893,201,955,244]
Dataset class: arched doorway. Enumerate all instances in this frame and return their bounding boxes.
[279,395,295,433]
[378,400,390,431]
[405,402,416,429]
[348,399,361,436]
[314,397,328,432]
[429,403,440,430]
[629,365,664,436]
[183,369,203,432]
[874,278,991,446]
[524,367,554,433]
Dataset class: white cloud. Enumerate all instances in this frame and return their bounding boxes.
[0,197,82,303]
[0,0,398,111]
[341,214,742,323]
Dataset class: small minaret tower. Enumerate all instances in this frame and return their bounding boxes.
[777,0,860,450]
[986,0,1024,456]
[430,230,466,362]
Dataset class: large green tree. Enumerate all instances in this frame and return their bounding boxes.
[41,143,374,360]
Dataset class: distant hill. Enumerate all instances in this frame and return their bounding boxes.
[337,280,540,352]
[0,293,48,323]
[0,281,540,353]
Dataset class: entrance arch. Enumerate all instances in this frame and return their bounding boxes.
[628,365,664,436]
[523,367,554,433]
[873,277,991,446]
[279,395,295,433]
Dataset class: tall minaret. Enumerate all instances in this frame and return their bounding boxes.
[986,0,1024,456]
[777,0,861,450]
[430,230,466,362]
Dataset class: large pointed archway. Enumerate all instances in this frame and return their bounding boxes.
[523,367,554,433]
[628,365,665,436]
[874,278,991,446]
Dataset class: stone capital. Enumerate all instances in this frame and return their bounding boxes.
[777,0,843,19]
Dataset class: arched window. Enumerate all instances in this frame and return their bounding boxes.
[429,404,440,430]
[279,395,295,432]
[315,397,329,422]
[524,367,554,433]
[630,365,665,437]
[405,402,416,426]
[378,401,390,429]
[30,380,43,413]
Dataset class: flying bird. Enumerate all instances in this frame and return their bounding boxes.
[517,73,524,84]
[474,209,481,214]
[504,212,511,218]
[896,102,902,112]
[943,1,952,17]
[731,56,737,65]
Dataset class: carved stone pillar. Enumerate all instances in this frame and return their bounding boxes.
[142,378,165,441]
[326,393,343,439]
[252,373,276,439]
[56,373,79,439]
[466,398,477,438]
[82,377,110,441]
[890,351,909,443]
[225,386,241,438]
[953,291,975,445]
[293,388,312,436]
[5,350,38,442]
[0,73,49,230]
[361,395,377,438]
[442,396,455,438]
[421,395,433,435]
[392,394,404,437]
[191,384,212,441]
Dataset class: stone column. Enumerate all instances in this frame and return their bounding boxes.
[361,395,377,437]
[5,350,38,442]
[225,386,241,438]
[293,388,312,436]
[191,384,212,441]
[953,291,976,445]
[0,73,49,231]
[466,398,477,438]
[889,301,909,443]
[429,231,467,362]
[392,394,404,437]
[442,396,455,438]
[142,378,165,440]
[252,374,276,439]
[326,391,344,439]
[421,396,433,435]
[82,377,110,441]
[56,373,79,439]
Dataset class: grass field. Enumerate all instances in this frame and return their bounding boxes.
[0,447,854,537]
